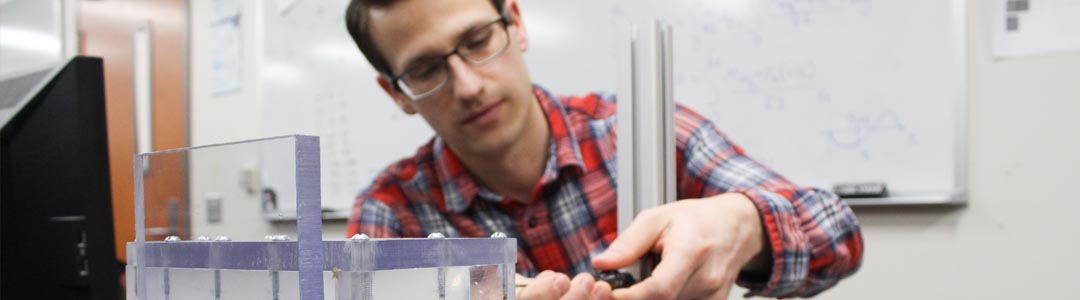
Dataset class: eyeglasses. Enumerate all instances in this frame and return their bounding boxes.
[387,16,511,101]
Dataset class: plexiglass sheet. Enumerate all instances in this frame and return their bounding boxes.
[135,135,318,243]
[134,135,324,299]
[134,264,509,300]
[128,238,516,300]
[130,135,515,299]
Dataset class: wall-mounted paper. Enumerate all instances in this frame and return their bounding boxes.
[209,0,241,96]
[992,0,1080,58]
[209,16,241,95]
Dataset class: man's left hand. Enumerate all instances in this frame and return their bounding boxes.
[591,193,770,300]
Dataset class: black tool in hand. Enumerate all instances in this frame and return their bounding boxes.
[593,270,638,289]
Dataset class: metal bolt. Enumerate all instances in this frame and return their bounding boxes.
[427,232,446,239]
[195,235,211,241]
[164,236,181,242]
[351,233,370,241]
[213,235,231,242]
[490,232,507,238]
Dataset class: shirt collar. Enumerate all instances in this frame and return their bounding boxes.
[433,84,587,213]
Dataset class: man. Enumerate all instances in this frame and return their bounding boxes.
[343,0,863,299]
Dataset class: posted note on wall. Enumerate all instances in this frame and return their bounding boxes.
[210,0,242,95]
[992,0,1080,58]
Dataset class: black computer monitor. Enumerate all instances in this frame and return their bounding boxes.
[1,56,121,299]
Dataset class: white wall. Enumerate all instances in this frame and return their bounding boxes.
[0,0,64,78]
[188,0,1080,298]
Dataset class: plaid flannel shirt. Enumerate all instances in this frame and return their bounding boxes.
[347,85,863,297]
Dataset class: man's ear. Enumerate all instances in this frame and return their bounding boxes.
[377,76,418,115]
[505,0,528,52]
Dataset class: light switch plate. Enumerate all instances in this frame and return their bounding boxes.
[206,192,223,224]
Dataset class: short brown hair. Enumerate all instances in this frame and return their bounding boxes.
[344,0,505,77]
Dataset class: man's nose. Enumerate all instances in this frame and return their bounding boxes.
[446,54,484,102]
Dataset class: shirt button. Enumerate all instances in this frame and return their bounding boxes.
[527,217,538,228]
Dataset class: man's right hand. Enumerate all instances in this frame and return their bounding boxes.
[516,271,614,300]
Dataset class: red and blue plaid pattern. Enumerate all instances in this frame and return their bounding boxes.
[347,85,863,297]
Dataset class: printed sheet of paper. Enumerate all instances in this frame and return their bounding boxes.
[992,0,1080,58]
[209,0,242,95]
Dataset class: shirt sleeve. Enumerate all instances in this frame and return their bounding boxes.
[346,170,406,238]
[673,104,864,298]
[347,196,404,238]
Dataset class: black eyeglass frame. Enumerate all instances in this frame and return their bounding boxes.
[384,13,512,101]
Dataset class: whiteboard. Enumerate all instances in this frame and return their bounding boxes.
[258,0,433,211]
[259,0,967,209]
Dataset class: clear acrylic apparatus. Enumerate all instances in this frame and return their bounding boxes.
[127,135,516,300]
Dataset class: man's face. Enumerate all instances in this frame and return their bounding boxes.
[369,0,537,157]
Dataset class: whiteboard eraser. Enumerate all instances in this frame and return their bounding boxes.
[833,182,888,198]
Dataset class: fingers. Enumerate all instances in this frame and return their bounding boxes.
[714,282,734,300]
[701,280,734,300]
[591,281,614,300]
[602,196,752,300]
[514,271,618,300]
[670,263,737,300]
[518,271,571,300]
[611,229,702,300]
[610,253,696,299]
[592,209,669,270]
[558,273,597,300]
